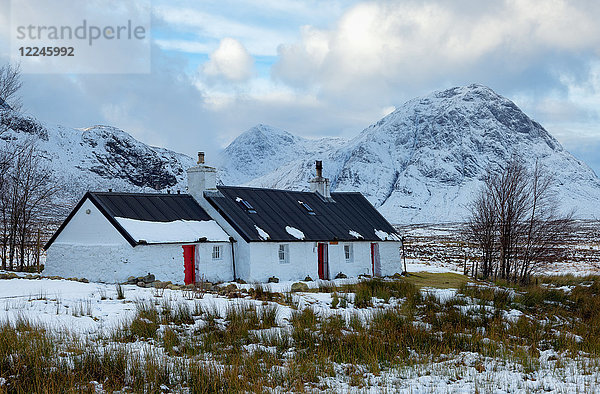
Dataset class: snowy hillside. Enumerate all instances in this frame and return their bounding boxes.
[218,85,600,224]
[0,108,195,206]
[216,124,346,186]
[3,84,599,224]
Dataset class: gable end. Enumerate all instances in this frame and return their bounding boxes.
[44,193,137,250]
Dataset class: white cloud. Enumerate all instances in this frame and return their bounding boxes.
[153,5,293,56]
[273,0,600,103]
[202,38,254,82]
[4,0,600,176]
[154,39,212,54]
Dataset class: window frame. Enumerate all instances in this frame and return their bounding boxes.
[344,244,353,263]
[278,244,290,264]
[212,245,223,260]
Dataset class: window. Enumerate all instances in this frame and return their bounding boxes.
[298,200,316,215]
[344,244,353,263]
[212,245,222,260]
[278,244,289,264]
[236,197,256,213]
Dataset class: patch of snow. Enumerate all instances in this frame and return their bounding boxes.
[504,309,524,323]
[348,230,363,239]
[254,225,270,240]
[423,288,458,303]
[114,217,229,243]
[405,262,462,274]
[374,229,401,241]
[285,226,305,240]
[243,343,276,354]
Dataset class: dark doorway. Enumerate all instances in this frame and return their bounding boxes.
[183,245,196,285]
[318,243,329,280]
[371,243,381,277]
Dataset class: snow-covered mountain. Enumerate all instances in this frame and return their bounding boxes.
[3,84,599,224]
[0,108,195,207]
[216,124,346,186]
[218,84,600,224]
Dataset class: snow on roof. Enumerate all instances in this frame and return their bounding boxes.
[349,230,363,239]
[375,229,401,241]
[285,226,305,240]
[254,225,270,240]
[115,217,229,244]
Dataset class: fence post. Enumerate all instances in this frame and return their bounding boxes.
[36,228,41,274]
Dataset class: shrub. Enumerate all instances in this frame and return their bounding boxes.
[331,292,340,309]
[116,283,125,300]
[171,303,194,325]
[162,327,180,355]
[259,303,278,328]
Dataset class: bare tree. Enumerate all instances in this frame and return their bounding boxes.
[467,157,575,283]
[0,63,22,111]
[467,189,496,279]
[1,140,59,270]
[517,161,575,280]
[0,62,21,184]
[489,159,531,280]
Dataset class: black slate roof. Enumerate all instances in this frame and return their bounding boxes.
[45,192,214,248]
[205,186,399,242]
[89,192,212,222]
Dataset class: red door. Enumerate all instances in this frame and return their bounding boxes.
[318,243,329,280]
[183,245,196,285]
[371,243,381,277]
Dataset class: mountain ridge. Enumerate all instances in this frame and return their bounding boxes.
[2,84,599,224]
[0,109,195,208]
[219,84,600,223]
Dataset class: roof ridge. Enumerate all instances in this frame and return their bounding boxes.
[89,191,191,197]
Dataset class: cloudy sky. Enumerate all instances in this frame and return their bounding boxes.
[1,0,600,174]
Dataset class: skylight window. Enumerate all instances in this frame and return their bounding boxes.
[236,197,256,213]
[298,200,316,215]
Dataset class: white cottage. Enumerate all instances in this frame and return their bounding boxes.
[45,155,404,284]
[43,192,233,283]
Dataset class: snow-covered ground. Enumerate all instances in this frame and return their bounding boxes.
[2,265,600,392]
[397,222,600,277]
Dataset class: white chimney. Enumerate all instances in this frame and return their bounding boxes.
[187,151,217,201]
[309,160,331,198]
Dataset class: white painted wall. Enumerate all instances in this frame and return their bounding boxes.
[187,186,252,281]
[244,240,403,282]
[46,241,233,284]
[195,242,234,282]
[248,242,317,282]
[379,242,403,276]
[328,242,373,279]
[52,199,127,246]
[46,242,183,283]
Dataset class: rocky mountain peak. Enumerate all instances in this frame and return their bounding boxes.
[219,85,600,223]
[0,111,195,208]
[2,84,598,224]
